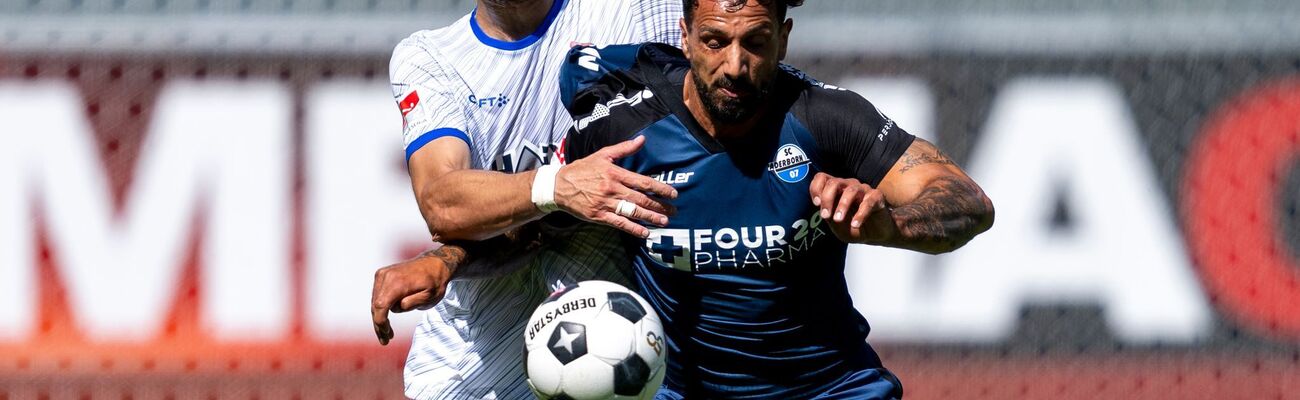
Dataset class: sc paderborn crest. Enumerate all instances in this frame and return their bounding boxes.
[767,144,811,183]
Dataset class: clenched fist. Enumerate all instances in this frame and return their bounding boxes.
[370,254,453,345]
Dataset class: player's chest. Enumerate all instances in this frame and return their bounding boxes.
[451,49,565,121]
[630,120,838,273]
[451,51,570,172]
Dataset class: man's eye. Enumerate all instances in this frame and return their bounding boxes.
[706,40,723,49]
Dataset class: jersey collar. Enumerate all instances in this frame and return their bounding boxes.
[469,0,566,51]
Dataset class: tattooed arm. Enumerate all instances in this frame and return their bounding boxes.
[875,138,994,253]
[812,138,994,254]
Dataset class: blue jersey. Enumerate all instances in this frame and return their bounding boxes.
[559,43,913,399]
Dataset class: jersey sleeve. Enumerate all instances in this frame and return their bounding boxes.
[792,71,916,187]
[389,37,472,162]
[559,43,645,112]
[559,43,654,162]
[630,0,683,47]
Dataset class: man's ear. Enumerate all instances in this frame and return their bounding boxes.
[679,18,690,57]
[778,18,792,61]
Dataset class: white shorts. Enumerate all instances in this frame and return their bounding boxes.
[403,225,632,399]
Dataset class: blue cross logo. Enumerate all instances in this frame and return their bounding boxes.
[650,235,685,265]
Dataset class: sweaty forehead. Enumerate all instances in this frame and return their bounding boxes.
[693,0,779,26]
[716,0,747,12]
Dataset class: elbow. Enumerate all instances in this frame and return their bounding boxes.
[921,192,995,255]
[417,189,480,242]
[975,191,995,235]
[942,192,995,254]
[423,207,494,242]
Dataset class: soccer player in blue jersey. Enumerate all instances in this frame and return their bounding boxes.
[554,0,994,398]
[378,0,994,398]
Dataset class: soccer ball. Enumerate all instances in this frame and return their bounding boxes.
[523,280,667,400]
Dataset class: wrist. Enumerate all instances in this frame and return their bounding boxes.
[530,164,563,213]
[421,256,455,285]
[864,207,901,245]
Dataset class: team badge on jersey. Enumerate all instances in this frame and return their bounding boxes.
[768,144,811,183]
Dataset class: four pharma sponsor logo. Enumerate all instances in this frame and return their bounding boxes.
[768,144,811,183]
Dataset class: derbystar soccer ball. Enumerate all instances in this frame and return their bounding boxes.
[524,280,667,400]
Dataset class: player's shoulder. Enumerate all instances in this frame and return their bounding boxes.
[559,42,669,109]
[780,64,860,109]
[781,64,889,127]
[389,16,473,73]
[560,43,681,158]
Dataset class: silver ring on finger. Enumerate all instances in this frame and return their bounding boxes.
[615,199,637,218]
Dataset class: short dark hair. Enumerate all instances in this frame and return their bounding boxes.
[681,0,803,26]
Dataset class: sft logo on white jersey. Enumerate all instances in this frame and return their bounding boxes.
[768,144,811,183]
[574,89,654,131]
[467,93,510,108]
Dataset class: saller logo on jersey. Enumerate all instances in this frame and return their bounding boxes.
[651,170,693,185]
[768,144,811,183]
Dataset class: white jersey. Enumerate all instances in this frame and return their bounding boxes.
[388,1,681,398]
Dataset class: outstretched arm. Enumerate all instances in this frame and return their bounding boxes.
[370,223,546,345]
[811,138,994,254]
[409,136,676,241]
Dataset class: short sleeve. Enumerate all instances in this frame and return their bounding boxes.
[790,70,916,186]
[389,38,472,161]
[631,0,683,47]
[558,44,657,164]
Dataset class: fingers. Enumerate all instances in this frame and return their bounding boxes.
[398,292,435,314]
[809,172,830,207]
[818,177,843,220]
[597,211,651,238]
[849,189,884,233]
[615,192,672,226]
[834,184,862,223]
[594,135,646,162]
[617,169,678,200]
[371,270,395,346]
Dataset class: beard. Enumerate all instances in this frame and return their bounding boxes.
[482,0,547,8]
[691,69,772,125]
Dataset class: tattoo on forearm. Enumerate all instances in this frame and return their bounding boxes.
[426,245,467,275]
[898,146,956,174]
[890,176,992,252]
[427,222,546,280]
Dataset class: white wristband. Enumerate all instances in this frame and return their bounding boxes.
[531,164,563,213]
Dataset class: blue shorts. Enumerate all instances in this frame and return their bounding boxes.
[653,368,903,400]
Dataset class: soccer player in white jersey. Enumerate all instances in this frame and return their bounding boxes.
[371,0,682,398]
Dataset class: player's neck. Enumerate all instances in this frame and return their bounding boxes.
[475,0,554,41]
[682,72,764,140]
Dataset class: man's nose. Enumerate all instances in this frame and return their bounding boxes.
[721,44,749,81]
